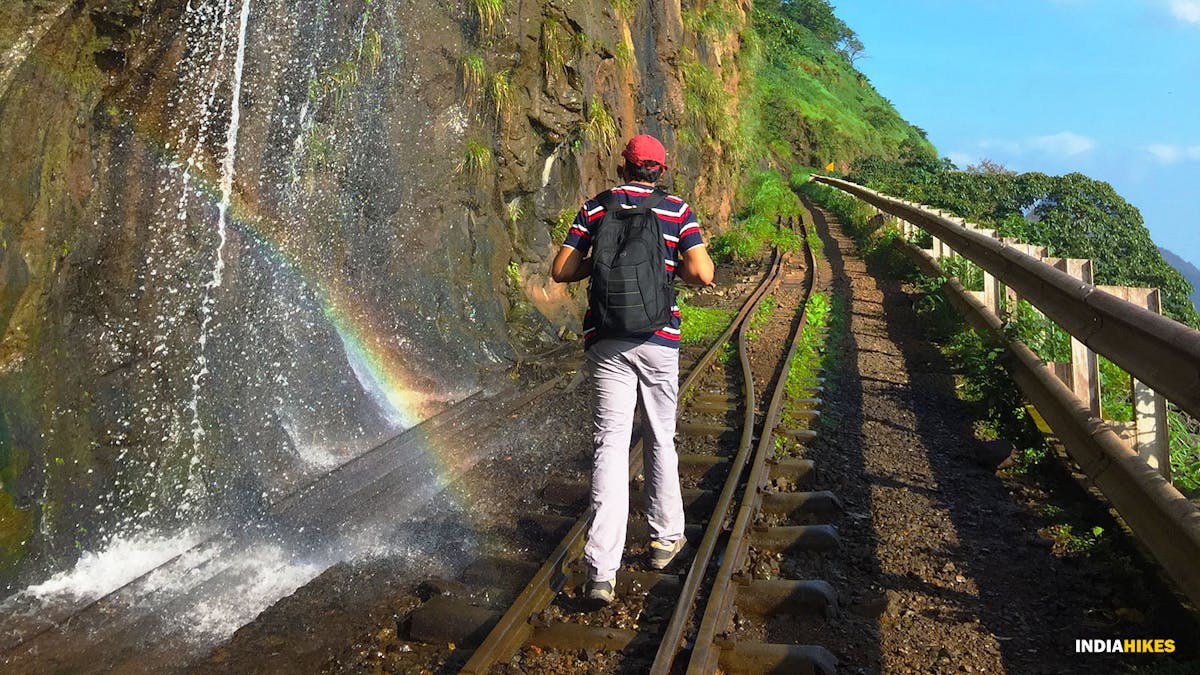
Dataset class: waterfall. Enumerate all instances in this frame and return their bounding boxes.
[188,0,253,452]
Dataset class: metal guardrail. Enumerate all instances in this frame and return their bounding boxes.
[811,175,1200,607]
[811,176,1200,422]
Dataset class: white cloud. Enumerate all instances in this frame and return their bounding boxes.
[945,151,974,168]
[978,131,1096,158]
[1168,0,1200,24]
[1146,143,1200,163]
[1028,131,1097,156]
[1148,144,1182,163]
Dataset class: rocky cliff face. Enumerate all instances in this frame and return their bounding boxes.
[0,0,749,588]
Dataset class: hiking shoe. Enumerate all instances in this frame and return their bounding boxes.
[586,579,615,605]
[649,537,686,570]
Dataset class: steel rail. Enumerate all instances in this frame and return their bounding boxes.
[648,221,805,675]
[685,215,821,674]
[810,175,1200,421]
[461,250,786,674]
[893,237,1200,608]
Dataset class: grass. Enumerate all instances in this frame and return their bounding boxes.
[710,171,805,262]
[779,292,831,431]
[312,60,359,109]
[582,96,617,147]
[505,198,524,226]
[473,0,505,35]
[679,295,736,346]
[1041,523,1105,556]
[682,2,740,37]
[457,139,494,178]
[361,28,382,75]
[1168,405,1200,495]
[613,39,635,70]
[506,260,522,286]
[552,207,577,244]
[490,68,515,119]
[611,0,636,20]
[748,295,776,341]
[541,19,569,75]
[461,54,486,105]
[741,3,935,171]
[681,57,737,149]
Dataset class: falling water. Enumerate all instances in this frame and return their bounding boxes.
[0,0,487,666]
[189,0,252,451]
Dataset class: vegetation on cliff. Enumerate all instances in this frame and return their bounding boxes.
[701,0,934,262]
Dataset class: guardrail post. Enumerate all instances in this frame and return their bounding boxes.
[1044,258,1100,415]
[962,227,1001,315]
[1097,285,1171,479]
[1001,239,1048,311]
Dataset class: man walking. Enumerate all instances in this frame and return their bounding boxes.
[551,134,715,605]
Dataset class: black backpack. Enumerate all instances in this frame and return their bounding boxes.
[588,188,674,337]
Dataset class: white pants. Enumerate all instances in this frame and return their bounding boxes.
[584,339,686,582]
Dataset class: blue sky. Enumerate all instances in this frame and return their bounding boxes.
[834,0,1200,266]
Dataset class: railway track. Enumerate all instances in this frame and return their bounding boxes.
[373,212,836,674]
[0,376,567,671]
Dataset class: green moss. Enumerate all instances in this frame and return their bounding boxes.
[0,489,33,575]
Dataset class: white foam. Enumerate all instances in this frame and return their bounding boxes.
[175,542,324,640]
[23,530,204,602]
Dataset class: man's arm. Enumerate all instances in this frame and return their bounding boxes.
[676,244,715,287]
[551,246,592,283]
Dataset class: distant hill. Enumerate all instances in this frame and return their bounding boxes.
[1159,247,1200,313]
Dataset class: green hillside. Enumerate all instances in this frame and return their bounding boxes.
[713,0,934,259]
[740,0,935,173]
[729,1,1196,331]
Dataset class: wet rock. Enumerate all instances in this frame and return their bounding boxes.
[416,578,468,600]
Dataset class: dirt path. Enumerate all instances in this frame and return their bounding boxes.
[805,206,1195,674]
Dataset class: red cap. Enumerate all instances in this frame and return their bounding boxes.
[622,134,669,171]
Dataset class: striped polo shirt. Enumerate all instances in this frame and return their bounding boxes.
[562,183,705,350]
